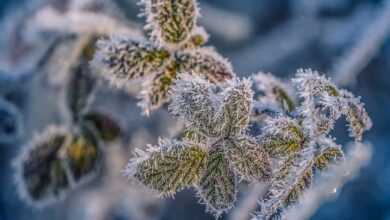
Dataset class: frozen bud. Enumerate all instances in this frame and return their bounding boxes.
[92,36,170,88]
[176,47,235,83]
[14,126,72,206]
[224,137,271,182]
[197,146,237,216]
[142,0,199,48]
[125,139,207,196]
[169,74,218,136]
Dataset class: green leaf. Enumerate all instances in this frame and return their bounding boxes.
[224,137,271,182]
[198,147,237,215]
[261,134,302,158]
[176,48,234,83]
[217,79,253,137]
[134,141,207,195]
[93,37,170,87]
[169,74,219,137]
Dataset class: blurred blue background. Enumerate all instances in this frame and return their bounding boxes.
[0,0,389,219]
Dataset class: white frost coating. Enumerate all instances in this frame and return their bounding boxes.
[332,0,390,86]
[284,142,372,220]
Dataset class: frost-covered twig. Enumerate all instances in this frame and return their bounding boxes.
[332,0,390,86]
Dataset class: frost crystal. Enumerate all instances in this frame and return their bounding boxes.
[92,36,170,88]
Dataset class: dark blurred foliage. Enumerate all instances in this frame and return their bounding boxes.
[0,0,389,219]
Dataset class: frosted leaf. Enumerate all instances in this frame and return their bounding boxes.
[293,69,340,98]
[141,0,199,48]
[197,147,237,216]
[217,78,253,137]
[176,47,235,83]
[224,137,271,182]
[169,74,219,137]
[313,146,344,171]
[92,36,170,88]
[14,126,72,206]
[263,116,304,142]
[293,70,372,140]
[127,139,207,196]
[253,72,295,112]
[341,92,372,141]
[260,117,305,158]
[292,69,343,136]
